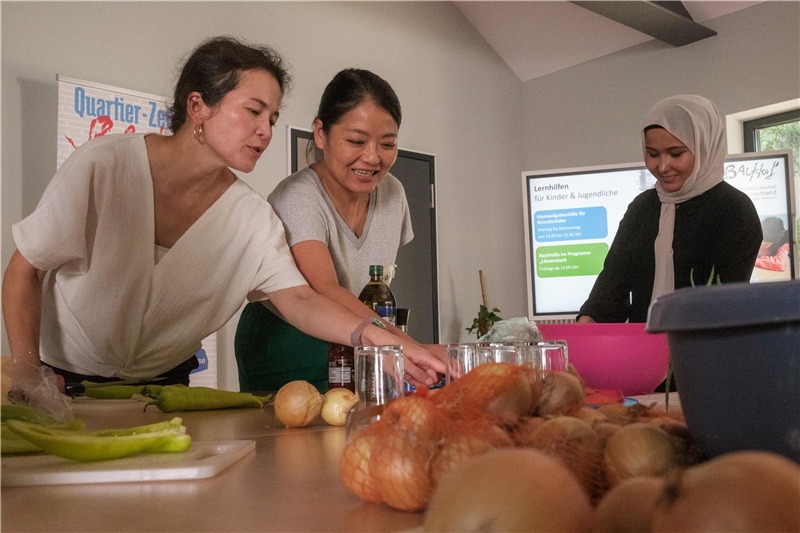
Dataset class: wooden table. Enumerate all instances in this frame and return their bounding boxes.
[1,393,679,532]
[1,400,423,533]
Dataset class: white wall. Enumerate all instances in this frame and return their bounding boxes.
[1,2,524,388]
[4,2,797,390]
[522,1,800,172]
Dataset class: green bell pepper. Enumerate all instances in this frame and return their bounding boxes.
[143,385,271,412]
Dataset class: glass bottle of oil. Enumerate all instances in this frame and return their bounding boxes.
[358,265,397,326]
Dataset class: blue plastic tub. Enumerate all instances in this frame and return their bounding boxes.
[647,280,800,463]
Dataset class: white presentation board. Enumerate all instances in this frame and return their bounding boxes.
[523,150,797,320]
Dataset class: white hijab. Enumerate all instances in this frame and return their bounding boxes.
[643,95,726,300]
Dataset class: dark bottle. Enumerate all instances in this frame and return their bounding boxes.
[327,343,355,392]
[358,265,397,326]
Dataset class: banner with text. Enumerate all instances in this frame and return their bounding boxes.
[56,75,170,169]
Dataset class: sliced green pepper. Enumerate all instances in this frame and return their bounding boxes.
[5,420,191,462]
[144,385,271,412]
[1,404,58,425]
[1,424,44,455]
[1,408,86,456]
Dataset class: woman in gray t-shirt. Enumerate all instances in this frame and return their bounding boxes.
[235,69,444,392]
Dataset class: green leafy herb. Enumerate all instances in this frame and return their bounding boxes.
[466,304,503,338]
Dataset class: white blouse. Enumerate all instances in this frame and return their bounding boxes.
[13,134,306,379]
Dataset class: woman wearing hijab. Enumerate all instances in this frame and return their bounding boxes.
[577,95,762,323]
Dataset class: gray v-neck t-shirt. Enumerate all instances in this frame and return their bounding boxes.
[267,167,413,295]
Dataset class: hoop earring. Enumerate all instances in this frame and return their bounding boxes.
[193,124,204,143]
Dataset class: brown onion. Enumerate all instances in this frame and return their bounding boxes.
[604,423,678,486]
[383,395,442,441]
[593,421,623,442]
[486,372,535,416]
[273,380,324,428]
[339,432,382,502]
[594,476,663,533]
[440,363,536,417]
[576,406,608,425]
[424,448,594,533]
[509,415,547,446]
[652,451,800,533]
[429,433,496,488]
[529,416,606,501]
[646,418,705,467]
[597,403,648,426]
[369,429,433,511]
[535,371,585,417]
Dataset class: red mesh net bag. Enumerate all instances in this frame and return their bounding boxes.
[339,363,702,512]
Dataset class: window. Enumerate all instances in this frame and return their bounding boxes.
[743,109,800,169]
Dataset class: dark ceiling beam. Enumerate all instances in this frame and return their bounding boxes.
[571,1,717,47]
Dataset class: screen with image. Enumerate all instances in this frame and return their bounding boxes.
[523,150,797,320]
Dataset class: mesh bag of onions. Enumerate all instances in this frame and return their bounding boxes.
[339,362,706,514]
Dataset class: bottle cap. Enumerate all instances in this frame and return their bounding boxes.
[369,265,384,277]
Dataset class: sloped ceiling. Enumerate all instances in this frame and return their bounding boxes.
[454,1,764,82]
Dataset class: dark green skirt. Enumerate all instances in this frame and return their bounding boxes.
[234,302,329,393]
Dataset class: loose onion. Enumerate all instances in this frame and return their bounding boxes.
[424,448,594,533]
[575,406,608,425]
[597,403,639,426]
[604,423,678,486]
[652,451,800,533]
[320,387,357,426]
[593,421,623,442]
[646,418,705,467]
[535,371,585,417]
[273,380,324,428]
[594,476,663,533]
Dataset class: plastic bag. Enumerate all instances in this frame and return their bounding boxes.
[478,317,543,342]
[6,360,74,422]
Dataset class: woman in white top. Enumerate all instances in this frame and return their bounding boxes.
[2,37,444,393]
[236,68,445,392]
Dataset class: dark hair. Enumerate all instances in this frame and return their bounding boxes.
[644,125,664,133]
[306,69,401,164]
[316,69,401,132]
[168,36,292,133]
[761,216,789,255]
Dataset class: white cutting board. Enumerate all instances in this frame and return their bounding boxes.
[1,439,255,487]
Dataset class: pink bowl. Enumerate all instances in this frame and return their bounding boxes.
[536,323,669,396]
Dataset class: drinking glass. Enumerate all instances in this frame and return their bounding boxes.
[346,345,404,438]
[445,343,478,383]
[445,340,568,378]
[514,340,569,372]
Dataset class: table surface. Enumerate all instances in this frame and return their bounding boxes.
[1,393,680,533]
